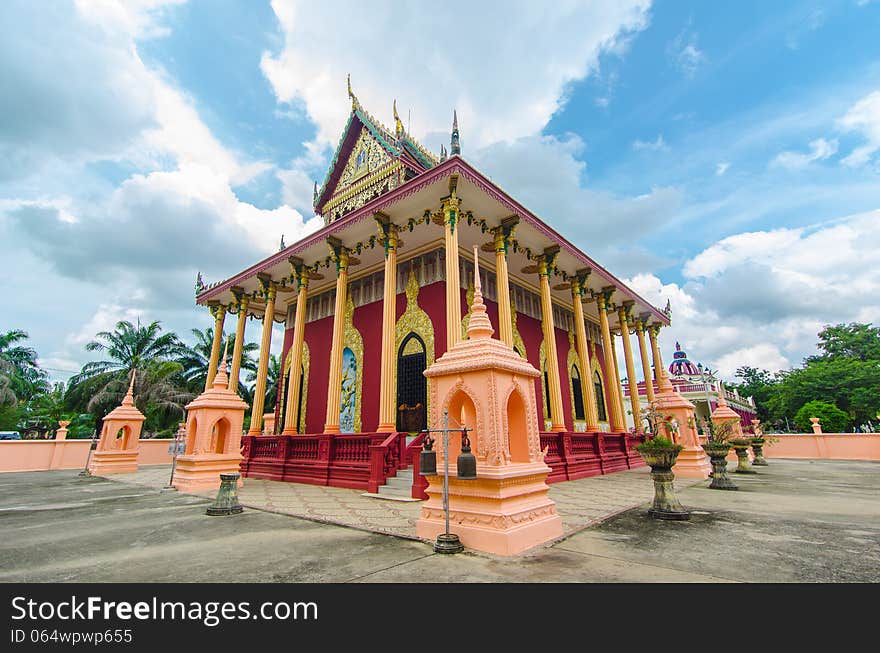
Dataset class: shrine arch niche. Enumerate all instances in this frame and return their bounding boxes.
[210,417,230,454]
[446,389,479,462]
[505,386,530,463]
[114,426,130,450]
[396,332,427,432]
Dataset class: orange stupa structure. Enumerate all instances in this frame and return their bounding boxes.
[89,369,145,475]
[173,342,248,492]
[710,382,745,440]
[652,367,711,478]
[415,247,563,555]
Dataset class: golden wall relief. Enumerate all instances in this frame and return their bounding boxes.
[394,270,435,422]
[341,294,363,433]
[282,340,310,434]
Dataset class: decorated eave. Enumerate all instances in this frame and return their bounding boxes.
[196,151,672,332]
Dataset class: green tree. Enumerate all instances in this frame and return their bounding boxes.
[0,329,49,403]
[809,323,880,362]
[728,366,779,423]
[66,320,184,412]
[794,400,851,433]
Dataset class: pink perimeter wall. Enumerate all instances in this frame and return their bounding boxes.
[0,439,175,473]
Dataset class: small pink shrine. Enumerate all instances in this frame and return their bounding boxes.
[416,248,563,556]
[710,383,745,440]
[652,368,711,479]
[173,349,248,493]
[89,371,144,475]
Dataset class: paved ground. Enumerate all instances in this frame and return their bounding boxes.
[109,463,685,540]
[1,459,877,582]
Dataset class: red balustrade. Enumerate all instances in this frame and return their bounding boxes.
[241,427,647,492]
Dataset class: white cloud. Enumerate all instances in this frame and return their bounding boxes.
[632,135,668,151]
[261,0,651,150]
[714,344,789,379]
[628,210,880,381]
[839,90,880,167]
[772,137,838,169]
[667,24,705,77]
[715,162,730,176]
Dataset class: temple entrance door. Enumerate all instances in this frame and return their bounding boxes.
[396,333,427,433]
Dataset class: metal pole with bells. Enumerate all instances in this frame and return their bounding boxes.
[418,409,477,554]
[78,429,99,477]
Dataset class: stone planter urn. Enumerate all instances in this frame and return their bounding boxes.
[636,443,690,520]
[749,437,768,466]
[730,438,757,474]
[701,442,738,490]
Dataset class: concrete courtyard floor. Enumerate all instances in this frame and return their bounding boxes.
[1,459,877,582]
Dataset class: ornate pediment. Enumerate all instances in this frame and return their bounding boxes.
[337,127,391,191]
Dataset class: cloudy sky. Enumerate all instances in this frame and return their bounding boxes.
[2,0,879,384]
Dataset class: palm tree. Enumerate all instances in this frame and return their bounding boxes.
[0,329,48,403]
[176,327,259,396]
[66,320,184,411]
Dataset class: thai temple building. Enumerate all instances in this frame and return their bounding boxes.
[194,81,678,489]
[623,342,757,429]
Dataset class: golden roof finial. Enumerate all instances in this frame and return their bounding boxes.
[393,99,404,137]
[347,73,359,109]
[122,368,136,406]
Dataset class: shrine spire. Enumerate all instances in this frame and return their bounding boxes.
[450,110,460,155]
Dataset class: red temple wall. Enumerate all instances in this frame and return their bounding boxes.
[280,276,624,434]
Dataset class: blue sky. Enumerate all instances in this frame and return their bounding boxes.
[2,0,879,383]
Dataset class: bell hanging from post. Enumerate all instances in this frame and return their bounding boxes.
[456,428,477,480]
[419,432,437,475]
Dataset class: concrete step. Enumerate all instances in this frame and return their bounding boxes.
[360,468,420,502]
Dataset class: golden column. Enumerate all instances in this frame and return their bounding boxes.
[376,215,399,432]
[442,180,462,352]
[205,302,226,390]
[649,324,665,386]
[227,290,249,395]
[247,274,277,435]
[617,302,641,427]
[596,288,625,431]
[634,314,655,404]
[323,239,350,434]
[492,216,518,349]
[571,271,599,429]
[282,259,309,435]
[538,246,566,432]
[610,333,627,426]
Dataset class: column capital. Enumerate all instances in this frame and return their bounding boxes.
[327,237,351,273]
[537,245,560,278]
[229,286,248,313]
[288,256,310,291]
[207,301,226,319]
[374,212,400,258]
[597,285,616,311]
[256,273,277,301]
[491,215,519,256]
[617,300,635,324]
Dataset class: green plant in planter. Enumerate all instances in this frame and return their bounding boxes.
[635,431,689,520]
[700,419,738,490]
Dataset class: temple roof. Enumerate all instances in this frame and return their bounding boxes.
[669,341,702,378]
[313,78,439,218]
[195,88,673,333]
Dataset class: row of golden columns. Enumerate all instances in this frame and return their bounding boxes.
[204,183,667,436]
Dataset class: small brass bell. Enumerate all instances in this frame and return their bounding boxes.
[456,429,477,480]
[419,432,437,475]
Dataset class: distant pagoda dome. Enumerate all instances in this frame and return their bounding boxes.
[668,342,702,378]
